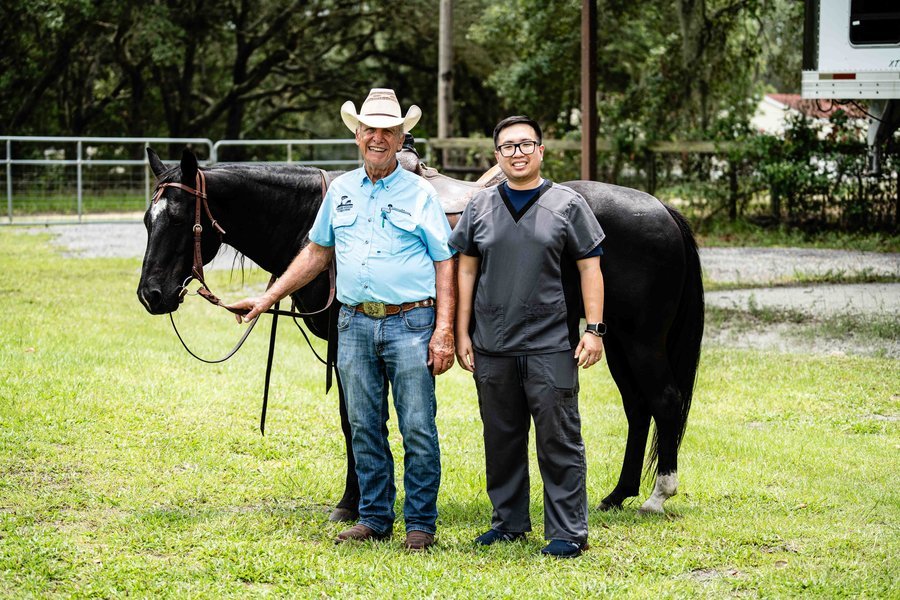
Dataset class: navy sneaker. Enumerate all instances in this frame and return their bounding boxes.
[474,529,526,545]
[540,539,588,558]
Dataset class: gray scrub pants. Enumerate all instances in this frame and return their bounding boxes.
[474,349,588,544]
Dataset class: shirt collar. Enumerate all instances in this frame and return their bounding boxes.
[358,161,404,190]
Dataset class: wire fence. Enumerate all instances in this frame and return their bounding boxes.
[1,136,367,225]
[4,134,897,230]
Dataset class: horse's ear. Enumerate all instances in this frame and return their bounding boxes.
[180,148,198,183]
[147,147,166,177]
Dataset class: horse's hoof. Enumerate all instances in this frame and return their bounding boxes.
[636,504,665,516]
[328,507,359,522]
[597,499,622,512]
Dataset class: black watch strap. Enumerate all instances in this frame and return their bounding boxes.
[584,322,606,337]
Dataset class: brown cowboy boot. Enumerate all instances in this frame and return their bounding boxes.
[404,530,435,551]
[334,524,391,544]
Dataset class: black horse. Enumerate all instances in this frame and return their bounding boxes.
[138,147,703,517]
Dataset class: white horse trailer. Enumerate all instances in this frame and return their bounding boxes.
[802,0,900,173]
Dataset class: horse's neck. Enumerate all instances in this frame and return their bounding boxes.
[210,168,323,276]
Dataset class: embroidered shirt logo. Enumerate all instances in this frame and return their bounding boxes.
[336,196,353,212]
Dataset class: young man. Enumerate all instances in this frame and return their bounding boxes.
[230,89,455,551]
[451,115,605,558]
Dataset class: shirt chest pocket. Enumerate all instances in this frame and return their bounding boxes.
[333,211,358,253]
[382,210,420,255]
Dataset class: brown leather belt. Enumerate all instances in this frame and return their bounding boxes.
[353,298,434,318]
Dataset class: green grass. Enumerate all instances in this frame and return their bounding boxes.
[695,218,900,253]
[1,229,898,598]
[704,270,900,292]
[706,304,900,347]
[9,192,147,215]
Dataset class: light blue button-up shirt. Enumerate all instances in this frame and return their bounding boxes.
[308,163,454,306]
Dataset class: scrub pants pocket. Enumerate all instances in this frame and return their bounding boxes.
[548,351,581,442]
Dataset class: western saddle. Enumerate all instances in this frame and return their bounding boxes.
[397,134,506,227]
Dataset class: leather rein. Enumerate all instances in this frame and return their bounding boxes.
[152,169,337,433]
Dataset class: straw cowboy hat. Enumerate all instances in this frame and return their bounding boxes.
[340,88,422,133]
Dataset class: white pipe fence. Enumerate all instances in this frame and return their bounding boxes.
[1,136,374,225]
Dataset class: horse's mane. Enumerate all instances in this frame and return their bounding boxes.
[158,161,332,193]
[208,163,328,194]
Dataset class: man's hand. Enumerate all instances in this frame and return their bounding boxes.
[574,333,604,369]
[455,332,475,373]
[428,326,455,375]
[225,242,333,323]
[226,294,275,323]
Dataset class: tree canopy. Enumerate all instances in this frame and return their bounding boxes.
[1,0,802,141]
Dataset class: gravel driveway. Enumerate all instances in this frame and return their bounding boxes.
[23,222,900,357]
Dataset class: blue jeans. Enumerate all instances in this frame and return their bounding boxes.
[336,304,441,535]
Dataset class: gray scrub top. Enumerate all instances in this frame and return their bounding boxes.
[449,181,605,354]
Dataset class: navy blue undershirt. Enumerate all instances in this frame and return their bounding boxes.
[501,181,603,258]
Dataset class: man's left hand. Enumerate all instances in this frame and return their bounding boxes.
[574,333,604,369]
[428,327,455,375]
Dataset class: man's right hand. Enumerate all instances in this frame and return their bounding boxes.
[226,296,275,323]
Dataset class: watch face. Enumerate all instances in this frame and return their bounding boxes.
[587,323,606,335]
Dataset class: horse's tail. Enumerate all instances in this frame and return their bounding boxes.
[647,205,704,472]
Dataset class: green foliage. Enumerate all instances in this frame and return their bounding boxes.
[652,106,898,234]
[1,229,898,597]
[2,0,895,233]
[1,0,803,144]
[468,0,581,130]
[698,220,900,252]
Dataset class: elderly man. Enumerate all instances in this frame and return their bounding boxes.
[452,115,605,558]
[230,89,455,551]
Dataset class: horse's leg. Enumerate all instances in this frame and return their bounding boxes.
[631,345,682,516]
[603,335,682,515]
[329,371,360,522]
[598,334,652,511]
[638,377,682,515]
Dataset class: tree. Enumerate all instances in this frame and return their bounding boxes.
[465,0,795,141]
[1,0,801,145]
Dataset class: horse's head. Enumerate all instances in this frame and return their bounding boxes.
[137,148,224,314]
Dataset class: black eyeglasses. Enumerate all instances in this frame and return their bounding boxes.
[496,140,538,157]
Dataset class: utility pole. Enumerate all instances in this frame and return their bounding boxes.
[581,0,597,181]
[438,0,454,140]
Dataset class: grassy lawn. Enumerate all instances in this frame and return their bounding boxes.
[1,229,897,598]
[695,219,900,253]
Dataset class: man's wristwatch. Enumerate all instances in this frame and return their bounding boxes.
[584,322,607,337]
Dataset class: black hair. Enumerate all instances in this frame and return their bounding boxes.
[492,115,543,147]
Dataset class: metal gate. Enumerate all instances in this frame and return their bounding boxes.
[2,136,365,225]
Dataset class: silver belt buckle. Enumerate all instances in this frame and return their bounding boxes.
[361,302,386,318]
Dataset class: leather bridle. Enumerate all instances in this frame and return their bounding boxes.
[151,168,335,317]
[153,169,229,309]
[151,168,338,434]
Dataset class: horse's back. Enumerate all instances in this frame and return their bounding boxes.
[563,181,688,332]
